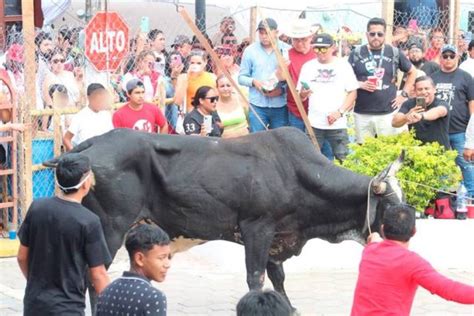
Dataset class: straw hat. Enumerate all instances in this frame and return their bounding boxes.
[285,19,314,38]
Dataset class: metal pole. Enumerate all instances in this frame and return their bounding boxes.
[85,0,92,22]
[195,0,206,35]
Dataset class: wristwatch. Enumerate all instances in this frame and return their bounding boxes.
[401,90,409,98]
[338,109,345,116]
[420,112,426,121]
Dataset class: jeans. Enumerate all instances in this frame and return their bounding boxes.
[249,105,288,133]
[449,132,474,197]
[288,111,305,131]
[313,128,349,162]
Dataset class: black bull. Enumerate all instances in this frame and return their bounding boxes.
[44,127,404,310]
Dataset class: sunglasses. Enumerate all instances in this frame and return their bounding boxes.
[313,47,329,53]
[52,58,65,64]
[206,96,219,103]
[224,39,237,45]
[441,54,456,60]
[368,32,385,38]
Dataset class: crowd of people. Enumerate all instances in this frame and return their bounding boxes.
[1,10,474,315]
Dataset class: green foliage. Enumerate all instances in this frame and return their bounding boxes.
[340,131,461,212]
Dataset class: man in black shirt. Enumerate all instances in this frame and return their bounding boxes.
[431,44,474,197]
[349,17,416,144]
[97,224,170,316]
[17,153,111,316]
[392,76,449,149]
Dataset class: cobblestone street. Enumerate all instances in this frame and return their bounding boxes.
[1,229,474,315]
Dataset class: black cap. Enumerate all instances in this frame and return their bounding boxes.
[126,78,144,94]
[312,33,334,47]
[257,18,278,31]
[407,39,424,51]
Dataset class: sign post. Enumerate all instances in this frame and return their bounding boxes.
[85,12,129,72]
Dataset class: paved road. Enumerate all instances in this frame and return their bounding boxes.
[1,239,473,315]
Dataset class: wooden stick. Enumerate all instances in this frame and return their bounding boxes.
[177,6,268,131]
[256,10,320,150]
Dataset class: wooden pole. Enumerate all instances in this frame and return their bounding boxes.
[21,0,35,216]
[249,6,258,43]
[256,9,320,150]
[382,0,394,44]
[178,6,268,131]
[452,0,461,45]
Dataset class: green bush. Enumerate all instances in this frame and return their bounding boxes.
[340,131,461,212]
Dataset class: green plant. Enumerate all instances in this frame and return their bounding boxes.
[340,131,461,212]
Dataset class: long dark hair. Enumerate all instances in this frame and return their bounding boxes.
[191,85,214,108]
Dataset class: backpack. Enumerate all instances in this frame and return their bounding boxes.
[352,45,400,82]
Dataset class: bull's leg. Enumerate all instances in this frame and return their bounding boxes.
[240,219,275,290]
[266,261,296,312]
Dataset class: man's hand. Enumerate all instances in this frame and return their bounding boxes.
[464,148,474,162]
[327,111,342,125]
[252,79,264,93]
[299,88,312,101]
[391,94,408,109]
[367,232,383,244]
[359,80,377,92]
[170,64,184,78]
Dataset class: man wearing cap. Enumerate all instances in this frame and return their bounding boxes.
[171,35,192,60]
[459,40,474,77]
[431,44,474,197]
[399,39,440,91]
[348,17,416,144]
[281,19,317,131]
[17,153,111,315]
[211,16,237,47]
[113,79,168,134]
[63,83,114,151]
[298,33,358,162]
[239,18,291,132]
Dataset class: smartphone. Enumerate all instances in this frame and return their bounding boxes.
[140,16,150,33]
[301,81,310,90]
[416,97,427,109]
[170,54,182,67]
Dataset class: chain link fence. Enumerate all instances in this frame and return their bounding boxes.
[0,1,467,233]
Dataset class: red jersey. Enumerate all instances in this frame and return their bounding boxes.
[112,102,166,133]
[351,240,474,316]
[287,48,316,118]
[425,47,440,61]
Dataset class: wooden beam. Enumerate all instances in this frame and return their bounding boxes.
[249,6,258,43]
[382,0,395,44]
[21,0,35,216]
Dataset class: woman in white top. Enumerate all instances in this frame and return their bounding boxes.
[42,48,81,108]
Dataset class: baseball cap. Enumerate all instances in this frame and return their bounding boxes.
[257,18,278,31]
[312,33,334,47]
[407,39,424,51]
[441,44,457,54]
[126,78,145,94]
[171,35,191,48]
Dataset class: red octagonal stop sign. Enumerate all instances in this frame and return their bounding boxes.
[85,12,129,72]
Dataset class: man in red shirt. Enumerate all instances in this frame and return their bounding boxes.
[351,204,474,315]
[113,79,168,134]
[282,19,316,131]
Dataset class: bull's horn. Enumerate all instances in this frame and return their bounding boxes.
[372,181,387,195]
[43,158,59,168]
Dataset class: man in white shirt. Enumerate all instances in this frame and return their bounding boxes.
[460,40,474,77]
[464,114,474,161]
[298,33,358,162]
[63,83,113,151]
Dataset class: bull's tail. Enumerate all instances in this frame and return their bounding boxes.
[42,139,95,168]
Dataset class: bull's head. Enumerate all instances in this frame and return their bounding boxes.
[364,150,405,236]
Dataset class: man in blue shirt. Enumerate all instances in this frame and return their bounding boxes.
[239,18,290,132]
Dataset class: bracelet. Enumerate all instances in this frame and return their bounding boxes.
[421,112,425,121]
